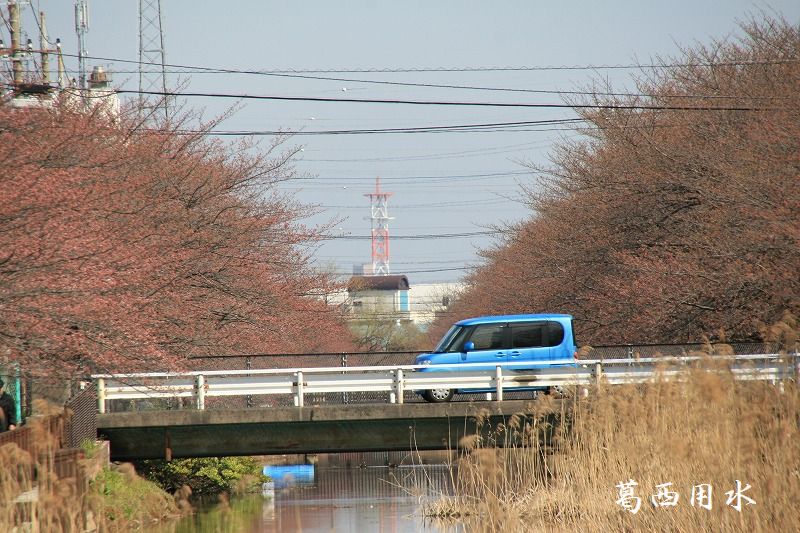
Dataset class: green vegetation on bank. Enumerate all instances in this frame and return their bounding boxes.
[137,456,269,495]
[92,464,179,529]
[1,409,268,531]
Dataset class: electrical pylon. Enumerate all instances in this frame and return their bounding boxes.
[364,177,394,276]
[138,0,169,119]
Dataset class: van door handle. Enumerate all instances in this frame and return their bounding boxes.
[495,352,506,357]
[509,351,522,357]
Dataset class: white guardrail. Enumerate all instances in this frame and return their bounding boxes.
[92,354,799,413]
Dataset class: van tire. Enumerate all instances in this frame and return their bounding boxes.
[423,389,454,403]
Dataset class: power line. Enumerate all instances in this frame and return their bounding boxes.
[333,266,477,276]
[172,121,731,137]
[115,88,779,112]
[316,259,479,267]
[60,51,799,75]
[201,70,791,101]
[4,96,743,137]
[171,118,587,137]
[315,251,477,260]
[320,198,511,209]
[299,140,559,163]
[292,170,531,181]
[43,52,792,112]
[324,230,501,240]
[48,65,790,101]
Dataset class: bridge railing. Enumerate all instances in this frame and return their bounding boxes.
[174,342,778,407]
[93,353,799,413]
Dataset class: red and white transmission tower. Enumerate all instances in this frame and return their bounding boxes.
[364,177,393,276]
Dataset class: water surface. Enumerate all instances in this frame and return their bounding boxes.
[156,465,461,533]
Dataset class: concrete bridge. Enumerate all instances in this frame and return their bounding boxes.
[97,400,538,461]
[94,353,794,461]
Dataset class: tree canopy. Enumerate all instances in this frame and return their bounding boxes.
[436,17,799,344]
[0,104,354,375]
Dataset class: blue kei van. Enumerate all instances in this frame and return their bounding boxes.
[415,314,578,403]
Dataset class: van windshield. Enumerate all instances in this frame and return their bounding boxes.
[433,325,473,353]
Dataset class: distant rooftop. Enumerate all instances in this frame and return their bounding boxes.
[347,275,410,292]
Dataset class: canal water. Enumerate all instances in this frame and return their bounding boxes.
[154,465,462,533]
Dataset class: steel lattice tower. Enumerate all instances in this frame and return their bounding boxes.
[364,177,393,276]
[138,0,169,118]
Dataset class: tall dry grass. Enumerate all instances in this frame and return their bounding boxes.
[426,360,800,532]
[0,403,179,532]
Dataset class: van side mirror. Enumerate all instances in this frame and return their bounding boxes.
[463,341,475,352]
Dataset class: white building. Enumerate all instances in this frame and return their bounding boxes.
[407,282,463,327]
[336,275,463,329]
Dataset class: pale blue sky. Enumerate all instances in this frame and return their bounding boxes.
[18,1,800,283]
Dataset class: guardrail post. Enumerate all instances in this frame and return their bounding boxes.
[495,365,503,402]
[794,351,800,383]
[296,371,305,408]
[341,354,349,405]
[97,378,106,414]
[195,374,206,410]
[246,356,253,408]
[594,362,603,388]
[396,369,404,404]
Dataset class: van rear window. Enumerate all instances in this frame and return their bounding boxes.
[511,321,564,348]
[546,322,565,346]
[512,322,543,348]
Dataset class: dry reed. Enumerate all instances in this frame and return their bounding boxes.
[0,405,179,532]
[426,363,800,532]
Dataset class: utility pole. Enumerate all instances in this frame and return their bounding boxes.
[39,11,49,84]
[9,0,22,85]
[2,3,62,107]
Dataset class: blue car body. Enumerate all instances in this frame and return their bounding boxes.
[415,314,578,401]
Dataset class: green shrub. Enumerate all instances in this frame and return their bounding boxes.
[92,466,178,526]
[137,456,269,495]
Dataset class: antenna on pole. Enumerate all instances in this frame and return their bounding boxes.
[364,177,394,276]
[74,0,88,95]
[138,0,169,120]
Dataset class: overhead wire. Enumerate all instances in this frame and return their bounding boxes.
[58,53,800,72]
[108,88,780,112]
[291,170,531,182]
[323,266,478,275]
[323,230,502,240]
[320,198,511,209]
[163,117,588,137]
[169,121,736,137]
[57,52,796,101]
[299,140,560,162]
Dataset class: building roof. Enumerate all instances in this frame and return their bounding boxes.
[347,275,410,292]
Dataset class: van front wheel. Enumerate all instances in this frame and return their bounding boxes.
[423,388,454,403]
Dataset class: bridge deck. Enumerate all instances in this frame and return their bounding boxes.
[97,400,543,460]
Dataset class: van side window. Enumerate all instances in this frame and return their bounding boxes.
[468,324,507,350]
[511,322,544,348]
